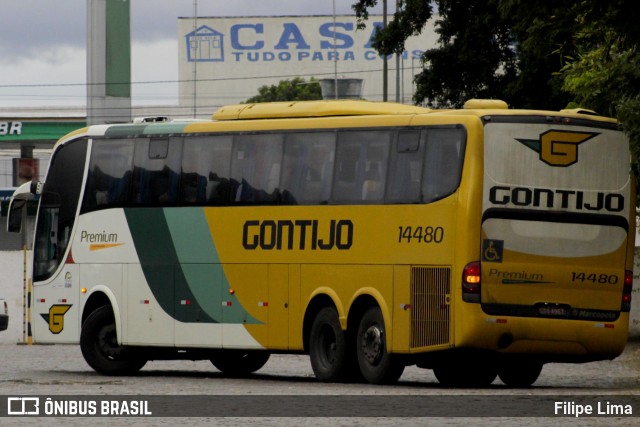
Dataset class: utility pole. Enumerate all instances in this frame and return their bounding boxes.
[333,0,338,99]
[395,0,401,103]
[383,0,388,102]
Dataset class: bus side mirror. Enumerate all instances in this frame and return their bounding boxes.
[7,199,26,233]
[6,180,41,233]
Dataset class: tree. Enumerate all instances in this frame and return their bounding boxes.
[412,0,519,107]
[558,0,640,184]
[352,0,575,109]
[495,0,579,109]
[244,77,322,103]
[354,0,640,201]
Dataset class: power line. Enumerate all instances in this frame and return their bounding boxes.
[0,67,396,90]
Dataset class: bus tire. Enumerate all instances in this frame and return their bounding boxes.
[356,306,404,385]
[80,306,146,376]
[498,361,542,387]
[433,363,497,387]
[309,307,348,382]
[210,350,270,376]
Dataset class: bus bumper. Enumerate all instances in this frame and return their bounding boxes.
[457,311,629,362]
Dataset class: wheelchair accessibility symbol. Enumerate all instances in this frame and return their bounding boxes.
[482,239,504,263]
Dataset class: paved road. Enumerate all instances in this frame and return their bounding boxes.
[0,341,639,426]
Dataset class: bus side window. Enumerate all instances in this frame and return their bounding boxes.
[81,139,134,213]
[231,134,283,205]
[281,132,335,205]
[333,131,391,204]
[422,128,466,203]
[181,172,207,204]
[131,137,182,206]
[386,131,423,203]
[181,136,232,206]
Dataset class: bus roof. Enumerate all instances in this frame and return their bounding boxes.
[213,100,431,120]
[54,99,619,146]
[212,99,617,125]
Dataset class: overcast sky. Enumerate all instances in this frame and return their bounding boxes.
[0,0,386,108]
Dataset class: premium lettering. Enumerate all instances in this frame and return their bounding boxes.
[80,230,118,243]
[489,268,544,282]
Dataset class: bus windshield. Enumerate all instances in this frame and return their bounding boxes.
[33,139,87,281]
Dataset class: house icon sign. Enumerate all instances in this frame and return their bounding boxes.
[186,25,224,62]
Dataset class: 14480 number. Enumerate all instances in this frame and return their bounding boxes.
[571,272,619,284]
[398,226,444,244]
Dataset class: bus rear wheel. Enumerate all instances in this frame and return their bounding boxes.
[498,361,542,387]
[433,364,497,387]
[210,350,270,376]
[80,306,147,375]
[309,307,348,382]
[356,306,404,384]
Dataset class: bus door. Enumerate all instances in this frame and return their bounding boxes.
[480,121,632,322]
[30,139,88,344]
[32,214,84,345]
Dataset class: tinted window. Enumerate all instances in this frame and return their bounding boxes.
[231,134,283,204]
[76,126,466,215]
[422,128,466,203]
[181,136,232,205]
[333,131,391,203]
[386,131,423,203]
[82,139,134,212]
[281,132,335,204]
[130,137,182,206]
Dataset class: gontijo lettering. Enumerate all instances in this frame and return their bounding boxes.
[243,219,353,250]
[489,186,624,212]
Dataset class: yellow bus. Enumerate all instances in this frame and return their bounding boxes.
[7,99,635,386]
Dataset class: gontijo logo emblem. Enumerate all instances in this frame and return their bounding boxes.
[40,304,72,334]
[517,130,599,167]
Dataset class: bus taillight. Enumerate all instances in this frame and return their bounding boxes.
[462,261,481,303]
[622,270,633,312]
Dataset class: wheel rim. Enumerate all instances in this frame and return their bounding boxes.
[319,324,338,365]
[361,323,383,365]
[97,323,122,359]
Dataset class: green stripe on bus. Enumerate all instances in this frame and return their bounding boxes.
[124,208,217,324]
[163,208,260,325]
[125,208,260,325]
[103,123,189,138]
[104,125,149,138]
[143,123,190,135]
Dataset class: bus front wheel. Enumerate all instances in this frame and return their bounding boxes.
[210,350,270,376]
[80,306,147,375]
[356,306,404,384]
